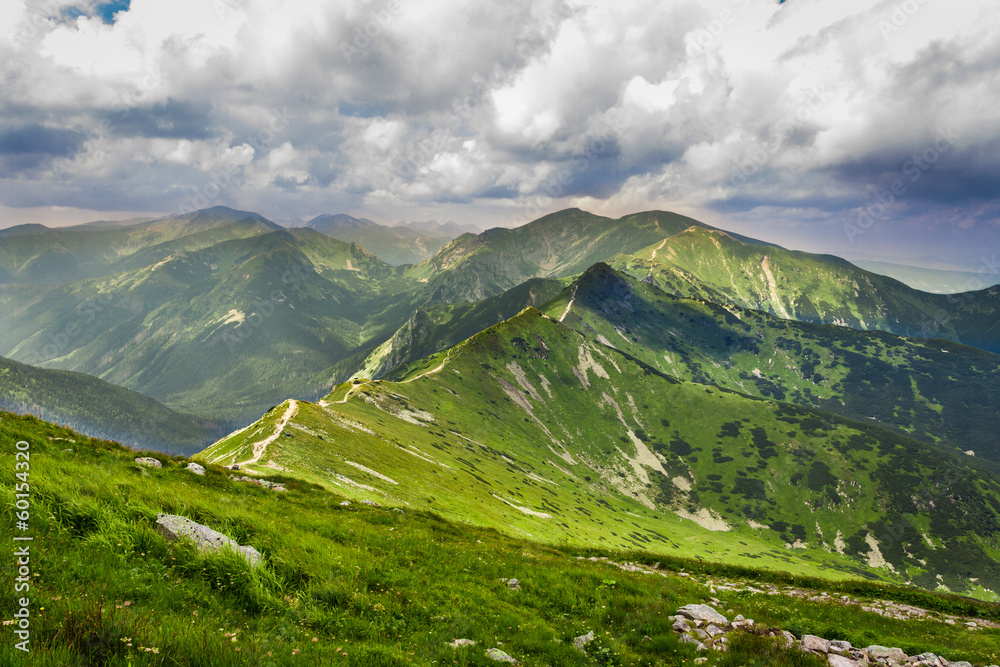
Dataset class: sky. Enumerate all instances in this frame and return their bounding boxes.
[1,0,998,269]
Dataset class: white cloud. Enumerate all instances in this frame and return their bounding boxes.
[0,0,998,259]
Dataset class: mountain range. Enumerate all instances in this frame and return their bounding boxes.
[301,213,454,265]
[4,205,1000,598]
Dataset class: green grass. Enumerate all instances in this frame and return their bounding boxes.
[199,308,1000,599]
[4,411,1000,665]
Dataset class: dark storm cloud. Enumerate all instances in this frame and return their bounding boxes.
[104,99,216,140]
[0,124,85,156]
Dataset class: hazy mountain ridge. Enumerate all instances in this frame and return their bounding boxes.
[0,206,279,285]
[406,209,712,303]
[0,227,425,420]
[611,227,1000,353]
[0,355,219,453]
[303,213,454,265]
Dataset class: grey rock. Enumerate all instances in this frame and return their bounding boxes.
[802,635,831,653]
[186,462,206,475]
[486,647,518,663]
[948,663,973,667]
[672,618,690,633]
[865,646,906,661]
[506,578,521,591]
[449,639,476,648]
[155,513,262,567]
[233,475,286,492]
[827,656,861,667]
[830,640,853,651]
[779,631,796,648]
[572,631,594,653]
[134,457,161,468]
[706,624,725,638]
[677,604,728,625]
[362,499,381,506]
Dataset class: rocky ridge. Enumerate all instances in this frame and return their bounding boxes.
[672,602,993,667]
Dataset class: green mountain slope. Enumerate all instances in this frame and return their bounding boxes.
[359,277,568,379]
[0,356,219,454]
[305,213,453,265]
[8,411,1000,665]
[408,209,711,303]
[0,228,424,420]
[0,206,280,285]
[200,308,1000,598]
[611,227,1000,353]
[543,263,1000,465]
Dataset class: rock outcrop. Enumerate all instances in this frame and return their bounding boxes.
[671,603,998,667]
[155,513,262,567]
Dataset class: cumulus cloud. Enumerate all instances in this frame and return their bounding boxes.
[1,0,998,260]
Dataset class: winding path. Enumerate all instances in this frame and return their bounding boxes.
[558,285,578,322]
[236,399,298,467]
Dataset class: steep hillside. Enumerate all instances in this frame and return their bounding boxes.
[305,213,452,265]
[0,356,219,454]
[0,228,424,420]
[359,277,568,379]
[0,206,280,284]
[612,228,1000,353]
[7,411,1000,665]
[543,263,1000,465]
[201,308,1000,598]
[408,209,711,303]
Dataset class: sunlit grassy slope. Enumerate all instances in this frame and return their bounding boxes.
[201,308,1000,599]
[5,411,1000,665]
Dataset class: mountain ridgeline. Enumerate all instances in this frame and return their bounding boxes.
[200,307,1000,597]
[3,197,1000,571]
[303,213,453,266]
